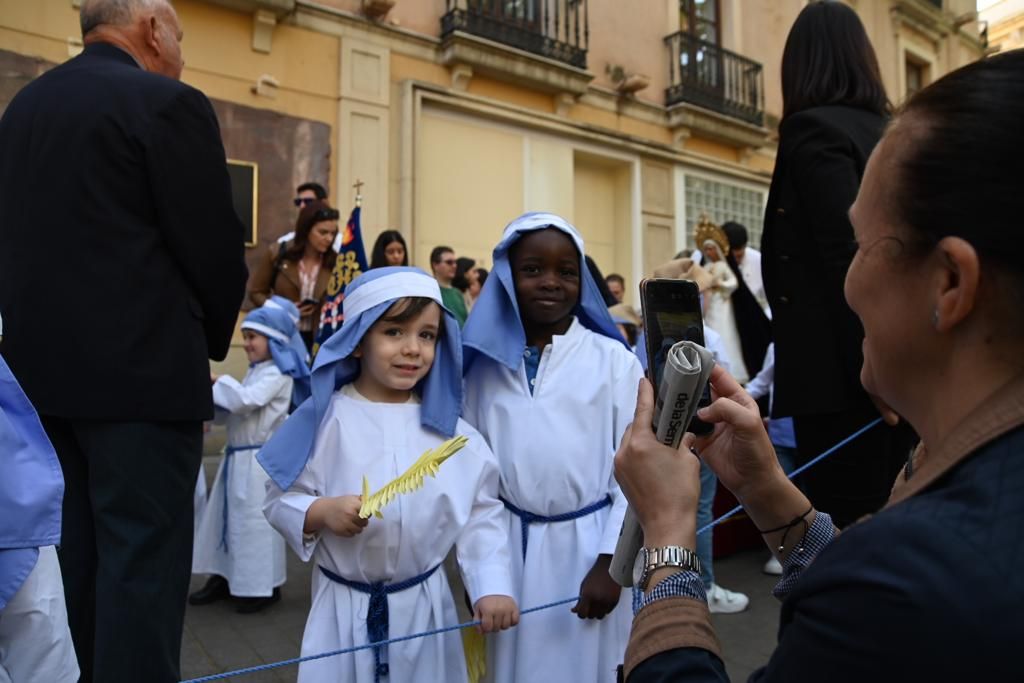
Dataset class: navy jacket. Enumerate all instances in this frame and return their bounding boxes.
[629,424,1024,682]
[0,43,247,420]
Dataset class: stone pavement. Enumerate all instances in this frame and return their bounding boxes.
[181,516,783,682]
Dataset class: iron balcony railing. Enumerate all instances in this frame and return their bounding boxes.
[665,31,764,126]
[441,0,589,69]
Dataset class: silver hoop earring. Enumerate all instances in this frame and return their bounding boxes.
[932,309,939,328]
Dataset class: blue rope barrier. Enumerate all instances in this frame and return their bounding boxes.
[182,418,882,682]
[180,596,580,683]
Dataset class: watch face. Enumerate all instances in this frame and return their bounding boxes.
[632,547,649,586]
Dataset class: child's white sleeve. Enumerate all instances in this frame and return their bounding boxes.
[213,373,290,416]
[263,462,322,562]
[455,434,515,604]
[599,352,645,556]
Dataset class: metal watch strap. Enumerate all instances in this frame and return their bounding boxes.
[645,545,701,581]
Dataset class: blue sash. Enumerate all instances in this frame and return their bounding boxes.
[501,495,612,559]
[216,444,263,553]
[319,563,441,681]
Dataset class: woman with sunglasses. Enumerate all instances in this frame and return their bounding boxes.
[251,200,340,352]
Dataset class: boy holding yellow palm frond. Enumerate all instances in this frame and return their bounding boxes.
[260,267,517,683]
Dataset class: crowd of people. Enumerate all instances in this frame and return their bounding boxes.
[1,1,1022,682]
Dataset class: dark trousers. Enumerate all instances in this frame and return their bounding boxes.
[793,405,916,529]
[41,417,202,683]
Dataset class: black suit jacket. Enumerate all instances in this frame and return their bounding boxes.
[0,43,247,421]
[760,105,886,418]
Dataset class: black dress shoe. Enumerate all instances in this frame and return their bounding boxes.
[188,575,230,605]
[235,587,281,614]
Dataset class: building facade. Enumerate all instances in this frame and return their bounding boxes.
[981,0,1024,53]
[0,0,986,308]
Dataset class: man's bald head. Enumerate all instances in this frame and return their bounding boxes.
[79,0,184,81]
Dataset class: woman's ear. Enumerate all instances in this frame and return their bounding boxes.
[352,342,363,359]
[933,236,980,332]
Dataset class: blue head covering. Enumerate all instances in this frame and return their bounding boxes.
[0,356,64,610]
[241,307,311,401]
[264,295,301,327]
[462,212,628,371]
[257,298,311,401]
[257,267,462,490]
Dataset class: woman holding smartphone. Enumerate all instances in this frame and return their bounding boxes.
[250,200,339,352]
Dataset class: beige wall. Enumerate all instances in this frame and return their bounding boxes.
[983,0,1024,53]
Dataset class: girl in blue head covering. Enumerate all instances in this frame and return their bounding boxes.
[190,306,307,613]
[461,212,644,683]
[260,266,517,683]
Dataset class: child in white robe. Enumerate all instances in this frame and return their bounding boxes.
[260,266,518,683]
[0,350,78,683]
[461,213,644,683]
[191,306,308,613]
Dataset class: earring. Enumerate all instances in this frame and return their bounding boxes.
[932,308,939,328]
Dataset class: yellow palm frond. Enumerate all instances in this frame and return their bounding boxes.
[462,626,487,683]
[358,435,469,519]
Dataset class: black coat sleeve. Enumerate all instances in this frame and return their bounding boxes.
[628,648,730,683]
[145,86,248,361]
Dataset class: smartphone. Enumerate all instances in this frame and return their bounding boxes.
[640,278,714,435]
[300,298,319,307]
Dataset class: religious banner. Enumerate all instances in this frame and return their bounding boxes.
[314,201,368,353]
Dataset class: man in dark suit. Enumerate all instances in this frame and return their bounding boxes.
[0,1,247,680]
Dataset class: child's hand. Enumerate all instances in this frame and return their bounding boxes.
[304,495,368,537]
[210,372,219,384]
[473,595,519,634]
[571,554,621,620]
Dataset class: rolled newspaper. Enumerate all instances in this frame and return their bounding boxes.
[609,340,715,587]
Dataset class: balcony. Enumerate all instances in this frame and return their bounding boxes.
[441,0,589,69]
[665,31,764,127]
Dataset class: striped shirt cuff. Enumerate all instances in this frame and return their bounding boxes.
[772,510,835,599]
[635,571,707,614]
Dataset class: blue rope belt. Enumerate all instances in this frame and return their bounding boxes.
[217,444,263,553]
[501,495,612,560]
[318,563,441,682]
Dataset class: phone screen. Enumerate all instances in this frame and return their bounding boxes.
[641,279,714,435]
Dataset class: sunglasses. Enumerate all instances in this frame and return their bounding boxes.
[293,197,316,207]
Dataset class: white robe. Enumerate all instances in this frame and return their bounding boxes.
[193,361,291,597]
[263,386,514,683]
[0,546,78,683]
[703,260,749,383]
[463,318,643,683]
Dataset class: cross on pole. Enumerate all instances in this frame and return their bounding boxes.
[353,179,364,207]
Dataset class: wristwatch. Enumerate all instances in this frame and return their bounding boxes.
[633,545,701,590]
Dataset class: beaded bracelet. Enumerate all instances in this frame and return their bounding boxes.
[756,505,814,554]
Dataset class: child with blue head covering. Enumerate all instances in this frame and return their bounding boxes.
[461,212,644,683]
[0,353,79,681]
[190,306,308,613]
[259,266,517,683]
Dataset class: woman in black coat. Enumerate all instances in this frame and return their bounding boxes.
[760,1,914,528]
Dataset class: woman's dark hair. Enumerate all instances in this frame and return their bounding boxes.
[283,200,338,269]
[887,49,1024,295]
[452,257,476,292]
[369,230,409,269]
[781,1,890,121]
[473,267,489,289]
[379,297,446,339]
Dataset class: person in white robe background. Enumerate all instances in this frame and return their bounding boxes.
[461,213,643,683]
[0,323,78,682]
[697,218,750,384]
[190,306,309,613]
[259,267,518,683]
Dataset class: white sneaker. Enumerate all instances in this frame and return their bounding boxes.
[762,557,783,576]
[707,583,749,614]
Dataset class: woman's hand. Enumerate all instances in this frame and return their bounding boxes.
[572,554,621,620]
[692,365,784,505]
[474,595,519,634]
[614,378,701,546]
[298,301,317,317]
[304,495,369,537]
